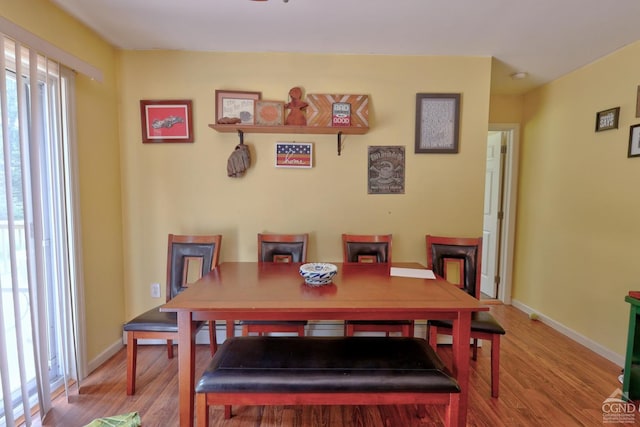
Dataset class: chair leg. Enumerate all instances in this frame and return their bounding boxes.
[208,321,217,356]
[126,332,137,395]
[491,334,501,398]
[226,321,235,340]
[167,339,174,359]
[297,325,305,336]
[427,324,438,350]
[472,338,478,361]
[196,393,209,427]
[345,323,355,337]
[402,322,415,337]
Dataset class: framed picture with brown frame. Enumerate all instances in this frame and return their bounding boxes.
[595,107,620,132]
[140,99,193,143]
[415,93,460,153]
[628,124,640,158]
[215,90,261,125]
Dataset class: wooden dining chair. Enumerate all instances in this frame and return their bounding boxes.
[342,233,414,337]
[425,235,506,398]
[240,233,308,336]
[123,234,222,395]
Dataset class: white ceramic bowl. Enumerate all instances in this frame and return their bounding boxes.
[299,263,337,286]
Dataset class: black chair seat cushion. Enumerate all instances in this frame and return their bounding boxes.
[345,320,412,326]
[428,311,505,335]
[240,320,307,326]
[123,306,203,333]
[196,336,460,394]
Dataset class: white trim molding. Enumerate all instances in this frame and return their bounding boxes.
[512,299,624,367]
[0,16,103,82]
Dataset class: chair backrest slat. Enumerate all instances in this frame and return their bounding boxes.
[166,234,222,301]
[258,233,308,263]
[426,235,482,299]
[342,234,392,264]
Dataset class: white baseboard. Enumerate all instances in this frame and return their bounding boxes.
[87,339,123,376]
[511,299,624,367]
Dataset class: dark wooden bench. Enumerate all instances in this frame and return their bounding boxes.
[195,336,460,426]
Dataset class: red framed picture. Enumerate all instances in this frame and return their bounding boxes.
[140,99,194,143]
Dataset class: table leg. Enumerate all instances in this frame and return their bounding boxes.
[451,311,471,427]
[178,311,196,427]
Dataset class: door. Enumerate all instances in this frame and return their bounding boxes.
[481,132,504,297]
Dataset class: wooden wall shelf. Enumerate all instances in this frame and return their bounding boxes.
[209,124,368,135]
[209,124,369,155]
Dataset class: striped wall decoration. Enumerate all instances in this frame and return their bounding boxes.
[306,94,369,128]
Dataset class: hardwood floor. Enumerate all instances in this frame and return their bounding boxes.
[34,305,627,426]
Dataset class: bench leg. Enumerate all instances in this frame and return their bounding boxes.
[224,405,232,419]
[444,392,460,427]
[196,393,209,427]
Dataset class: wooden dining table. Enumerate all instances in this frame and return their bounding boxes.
[161,261,488,427]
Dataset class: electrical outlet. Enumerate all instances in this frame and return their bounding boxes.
[151,283,161,298]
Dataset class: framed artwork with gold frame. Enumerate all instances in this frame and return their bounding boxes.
[255,100,284,126]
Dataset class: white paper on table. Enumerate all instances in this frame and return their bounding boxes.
[390,267,436,279]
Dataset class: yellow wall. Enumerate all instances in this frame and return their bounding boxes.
[0,0,123,363]
[489,94,524,124]
[515,41,640,354]
[118,51,492,317]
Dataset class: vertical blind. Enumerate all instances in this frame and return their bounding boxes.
[0,33,82,426]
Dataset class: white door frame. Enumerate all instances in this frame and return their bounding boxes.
[487,123,520,304]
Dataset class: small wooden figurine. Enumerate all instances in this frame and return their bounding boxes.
[285,86,308,126]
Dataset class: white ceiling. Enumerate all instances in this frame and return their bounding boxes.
[51,0,640,95]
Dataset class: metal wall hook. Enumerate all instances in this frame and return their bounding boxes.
[337,131,343,156]
[237,130,244,145]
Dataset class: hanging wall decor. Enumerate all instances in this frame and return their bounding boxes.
[595,107,620,132]
[367,146,405,194]
[415,93,460,153]
[628,124,640,158]
[140,99,193,143]
[275,142,313,168]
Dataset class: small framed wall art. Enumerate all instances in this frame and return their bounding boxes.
[215,90,261,125]
[255,100,284,126]
[275,142,313,168]
[415,93,460,153]
[367,146,405,194]
[628,124,640,158]
[140,99,193,143]
[595,107,620,132]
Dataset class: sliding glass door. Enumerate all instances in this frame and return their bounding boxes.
[0,36,81,426]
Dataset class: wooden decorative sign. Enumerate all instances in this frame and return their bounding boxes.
[306,94,369,127]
